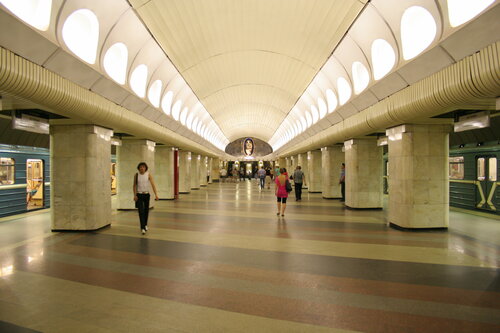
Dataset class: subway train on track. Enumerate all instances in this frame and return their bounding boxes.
[0,144,117,218]
[1,143,499,218]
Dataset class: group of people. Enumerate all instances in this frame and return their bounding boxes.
[131,161,346,234]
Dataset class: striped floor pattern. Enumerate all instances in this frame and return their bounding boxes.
[0,180,499,332]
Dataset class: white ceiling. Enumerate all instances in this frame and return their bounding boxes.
[130,0,368,142]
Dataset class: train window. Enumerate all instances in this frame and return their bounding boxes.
[489,158,497,181]
[477,158,485,181]
[449,156,464,179]
[0,158,15,185]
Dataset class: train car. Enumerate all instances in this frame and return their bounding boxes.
[449,145,499,215]
[0,144,50,217]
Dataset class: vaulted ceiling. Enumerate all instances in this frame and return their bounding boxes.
[129,0,367,142]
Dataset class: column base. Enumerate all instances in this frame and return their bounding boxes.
[389,222,448,232]
[52,223,111,232]
[345,206,383,210]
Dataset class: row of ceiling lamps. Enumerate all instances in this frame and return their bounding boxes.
[270,0,496,152]
[0,0,229,152]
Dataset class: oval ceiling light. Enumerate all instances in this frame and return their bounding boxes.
[148,80,162,108]
[447,0,495,27]
[311,105,319,124]
[337,77,352,105]
[318,98,327,119]
[62,9,99,64]
[180,107,188,125]
[1,0,52,31]
[401,6,437,60]
[326,89,338,113]
[161,91,174,115]
[305,110,313,127]
[130,64,148,98]
[352,61,370,94]
[371,39,396,80]
[171,100,182,121]
[192,118,199,133]
[103,42,128,85]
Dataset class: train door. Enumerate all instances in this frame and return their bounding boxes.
[476,156,497,211]
[26,159,44,210]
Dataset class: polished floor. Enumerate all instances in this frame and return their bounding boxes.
[0,180,499,332]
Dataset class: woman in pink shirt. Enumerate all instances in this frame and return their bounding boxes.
[275,168,289,217]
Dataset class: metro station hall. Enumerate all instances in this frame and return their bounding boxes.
[0,1,499,332]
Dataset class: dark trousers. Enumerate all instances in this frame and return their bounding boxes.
[136,193,150,229]
[340,182,345,201]
[259,176,265,188]
[294,182,302,200]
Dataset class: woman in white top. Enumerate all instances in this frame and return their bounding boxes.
[133,162,159,235]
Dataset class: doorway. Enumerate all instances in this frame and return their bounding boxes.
[476,156,497,211]
[26,159,44,210]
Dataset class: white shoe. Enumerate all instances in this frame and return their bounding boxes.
[145,226,148,231]
[141,229,146,235]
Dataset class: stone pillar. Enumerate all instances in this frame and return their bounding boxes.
[321,146,344,199]
[307,150,322,193]
[200,156,208,187]
[155,146,175,199]
[178,151,191,194]
[207,157,213,184]
[50,125,112,230]
[211,157,220,183]
[344,138,383,208]
[191,154,201,190]
[387,124,450,229]
[278,157,286,169]
[297,153,309,189]
[116,139,156,209]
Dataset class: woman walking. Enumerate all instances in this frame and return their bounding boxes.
[275,167,289,217]
[133,162,159,235]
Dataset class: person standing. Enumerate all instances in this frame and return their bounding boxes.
[292,166,305,201]
[339,163,345,202]
[220,167,227,182]
[133,162,159,235]
[257,167,266,189]
[265,167,272,189]
[275,168,289,217]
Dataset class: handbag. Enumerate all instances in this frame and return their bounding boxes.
[285,179,293,193]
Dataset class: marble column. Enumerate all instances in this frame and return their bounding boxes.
[155,146,175,199]
[207,157,213,184]
[321,145,344,199]
[344,138,382,208]
[200,156,208,187]
[178,151,191,194]
[50,125,112,230]
[297,153,309,189]
[191,154,201,190]
[307,150,322,193]
[278,157,286,169]
[116,139,156,209]
[211,157,220,183]
[387,124,450,229]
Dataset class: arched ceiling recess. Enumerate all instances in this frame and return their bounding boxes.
[269,0,500,154]
[129,0,369,143]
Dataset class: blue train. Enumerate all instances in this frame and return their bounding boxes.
[0,144,50,217]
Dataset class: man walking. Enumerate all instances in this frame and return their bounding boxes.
[292,166,305,201]
[257,166,266,189]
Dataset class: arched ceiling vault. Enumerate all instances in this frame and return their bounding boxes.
[130,0,368,142]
